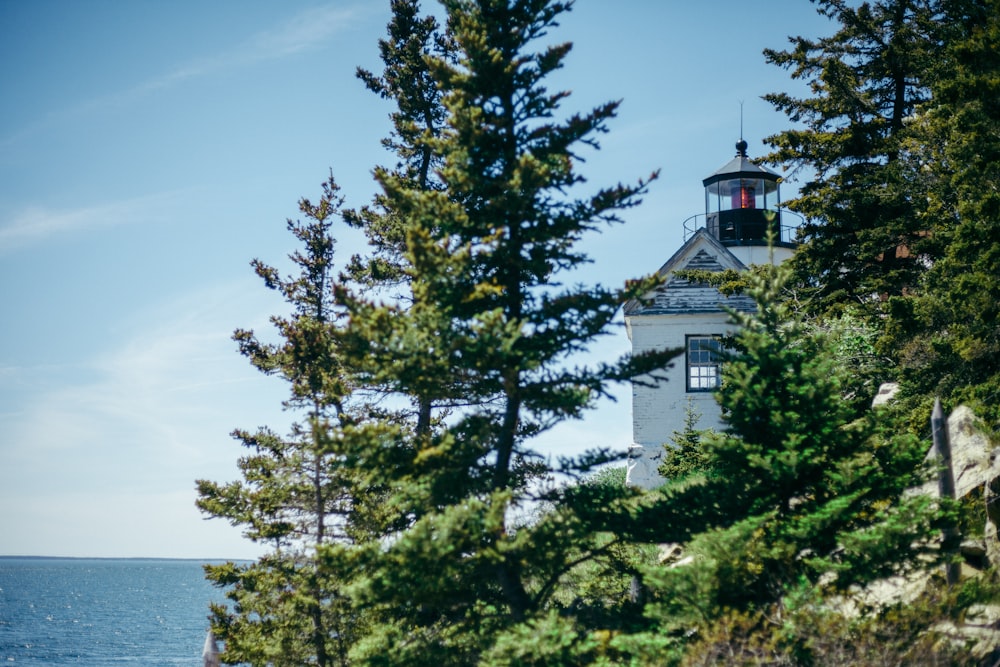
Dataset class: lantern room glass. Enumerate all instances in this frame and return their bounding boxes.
[705,177,779,215]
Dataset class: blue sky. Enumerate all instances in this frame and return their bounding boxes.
[0,1,831,559]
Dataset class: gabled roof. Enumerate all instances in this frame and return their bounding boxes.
[623,228,757,317]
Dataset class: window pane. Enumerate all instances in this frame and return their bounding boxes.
[687,336,721,391]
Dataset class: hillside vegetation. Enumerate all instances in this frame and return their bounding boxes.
[197,1,1000,664]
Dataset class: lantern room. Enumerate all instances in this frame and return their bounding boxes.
[703,139,782,245]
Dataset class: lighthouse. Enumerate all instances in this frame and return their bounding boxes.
[624,140,797,489]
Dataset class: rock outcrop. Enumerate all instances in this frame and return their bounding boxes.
[915,404,1000,569]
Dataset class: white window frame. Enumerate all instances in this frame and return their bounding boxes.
[686,335,722,392]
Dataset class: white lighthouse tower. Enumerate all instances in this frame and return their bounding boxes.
[624,139,797,489]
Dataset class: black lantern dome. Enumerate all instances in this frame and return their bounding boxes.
[702,139,782,245]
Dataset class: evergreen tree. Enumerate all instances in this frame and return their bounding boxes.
[763,0,944,313]
[339,0,467,441]
[341,0,666,662]
[197,5,460,661]
[346,0,453,293]
[192,1,994,662]
[657,399,711,482]
[886,0,1000,428]
[627,260,936,659]
[197,178,372,666]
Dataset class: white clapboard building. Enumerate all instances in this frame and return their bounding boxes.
[624,140,797,489]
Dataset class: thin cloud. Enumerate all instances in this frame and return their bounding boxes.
[139,4,366,94]
[250,4,367,59]
[0,191,181,251]
[0,4,371,148]
[0,281,287,484]
[0,282,284,558]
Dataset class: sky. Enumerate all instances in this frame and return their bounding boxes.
[0,1,833,559]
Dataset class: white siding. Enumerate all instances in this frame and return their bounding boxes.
[623,229,793,489]
[727,244,794,267]
[626,313,731,489]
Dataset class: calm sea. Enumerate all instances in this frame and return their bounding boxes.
[0,557,232,666]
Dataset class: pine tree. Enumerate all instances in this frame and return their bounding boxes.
[886,0,1000,428]
[341,0,665,662]
[763,0,944,313]
[629,260,936,657]
[196,178,371,666]
[338,0,468,442]
[346,0,453,293]
[657,399,711,482]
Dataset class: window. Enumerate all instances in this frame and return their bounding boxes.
[686,335,722,392]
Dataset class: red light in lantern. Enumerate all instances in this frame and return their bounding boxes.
[730,183,756,209]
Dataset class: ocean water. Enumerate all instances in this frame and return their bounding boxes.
[0,557,230,666]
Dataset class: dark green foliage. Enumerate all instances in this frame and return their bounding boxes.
[764,0,944,313]
[195,0,1000,663]
[884,0,1000,429]
[203,554,358,667]
[337,1,671,662]
[200,0,670,663]
[763,0,1000,432]
[197,178,376,666]
[346,0,453,291]
[658,399,712,482]
[550,469,654,622]
[635,261,937,652]
[339,0,459,444]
